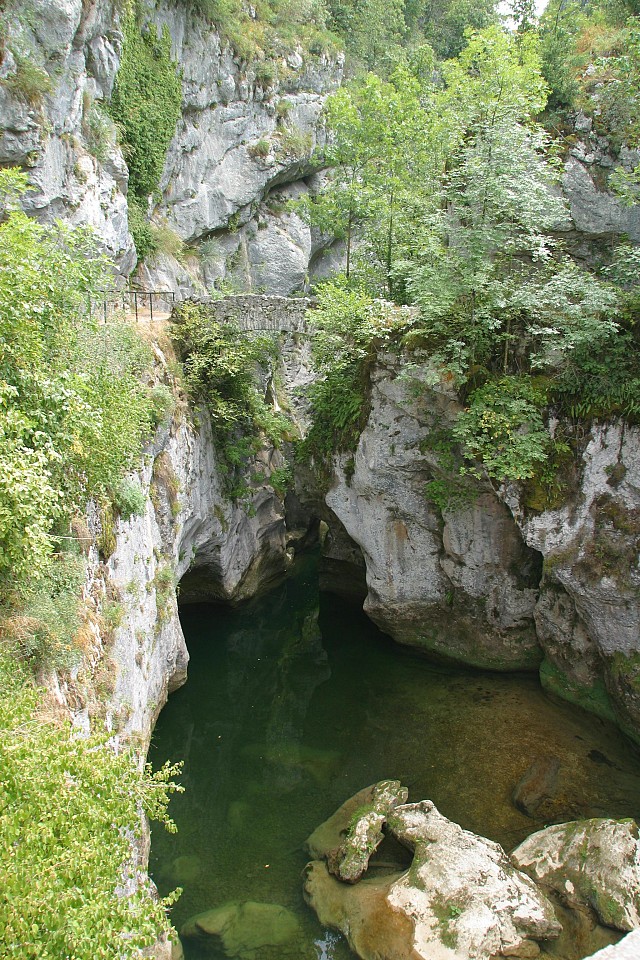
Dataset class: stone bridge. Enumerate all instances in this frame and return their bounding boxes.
[96,291,315,333]
[198,294,314,335]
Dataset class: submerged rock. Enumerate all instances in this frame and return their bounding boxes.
[511,818,640,932]
[512,756,562,818]
[181,900,305,959]
[304,784,561,960]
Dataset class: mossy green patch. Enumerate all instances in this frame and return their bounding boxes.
[540,658,617,724]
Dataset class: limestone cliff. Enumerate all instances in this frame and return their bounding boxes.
[0,0,342,291]
[318,353,640,748]
[43,297,312,750]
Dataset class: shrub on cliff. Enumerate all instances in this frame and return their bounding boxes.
[170,301,292,497]
[0,655,182,960]
[0,168,157,621]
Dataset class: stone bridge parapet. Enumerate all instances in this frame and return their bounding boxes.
[196,294,315,335]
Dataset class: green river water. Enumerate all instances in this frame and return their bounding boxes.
[150,552,640,959]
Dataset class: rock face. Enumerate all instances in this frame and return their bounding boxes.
[0,0,135,271]
[0,0,342,290]
[561,113,640,246]
[321,354,640,744]
[326,780,408,883]
[46,296,314,744]
[504,422,640,744]
[511,818,640,933]
[304,785,562,960]
[324,355,543,671]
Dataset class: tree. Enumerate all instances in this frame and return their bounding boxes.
[302,25,623,483]
[325,0,408,70]
[421,0,498,59]
[299,67,431,291]
[510,0,537,32]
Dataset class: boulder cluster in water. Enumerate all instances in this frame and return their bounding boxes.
[302,780,640,960]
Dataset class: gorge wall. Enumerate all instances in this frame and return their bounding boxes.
[0,0,343,294]
[3,5,640,959]
[318,352,640,750]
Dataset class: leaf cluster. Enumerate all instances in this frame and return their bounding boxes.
[170,302,291,496]
[0,656,182,960]
[452,376,551,482]
[0,170,159,589]
[299,281,404,466]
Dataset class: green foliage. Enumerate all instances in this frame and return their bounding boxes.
[149,384,176,428]
[552,331,640,422]
[184,0,336,61]
[248,137,272,158]
[150,222,187,263]
[153,562,176,626]
[0,655,182,959]
[97,501,117,561]
[0,169,158,588]
[0,53,51,105]
[268,463,293,498]
[326,0,408,71]
[275,126,313,160]
[109,2,182,261]
[323,0,498,70]
[170,302,291,496]
[0,552,86,671]
[126,197,158,263]
[113,478,147,521]
[420,0,498,60]
[452,377,551,482]
[109,7,181,200]
[298,66,430,291]
[299,281,402,465]
[82,101,117,163]
[304,22,635,487]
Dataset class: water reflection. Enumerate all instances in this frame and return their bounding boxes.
[150,553,640,960]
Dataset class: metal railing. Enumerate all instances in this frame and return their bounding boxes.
[88,290,177,323]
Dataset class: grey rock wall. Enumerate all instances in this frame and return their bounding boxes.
[562,112,640,245]
[322,355,640,745]
[503,422,640,744]
[324,354,543,671]
[0,0,342,291]
[0,0,135,270]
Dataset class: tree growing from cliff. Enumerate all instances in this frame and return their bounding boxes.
[304,25,625,483]
[298,67,431,292]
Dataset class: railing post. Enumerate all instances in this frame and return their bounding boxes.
[134,291,139,323]
[150,292,154,324]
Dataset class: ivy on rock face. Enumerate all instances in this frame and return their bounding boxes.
[109,1,182,260]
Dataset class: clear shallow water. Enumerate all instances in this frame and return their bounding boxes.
[150,553,640,959]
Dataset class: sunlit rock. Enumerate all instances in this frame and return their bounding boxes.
[304,785,561,960]
[511,818,640,932]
